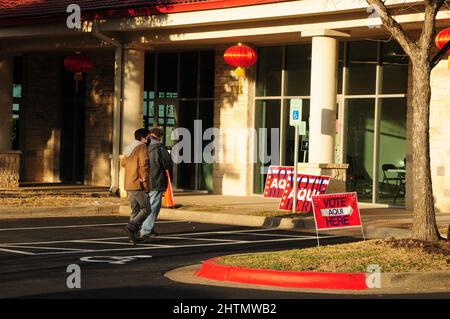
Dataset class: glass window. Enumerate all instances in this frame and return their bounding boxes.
[12,57,22,151]
[378,98,407,203]
[180,52,198,98]
[256,46,282,96]
[253,100,281,194]
[284,99,310,166]
[144,54,155,93]
[13,84,21,98]
[177,100,197,190]
[199,51,215,98]
[381,41,409,94]
[345,98,375,201]
[347,41,378,95]
[284,44,311,96]
[199,100,214,192]
[157,53,178,98]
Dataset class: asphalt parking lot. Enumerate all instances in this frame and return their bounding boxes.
[0,216,338,298]
[0,216,448,300]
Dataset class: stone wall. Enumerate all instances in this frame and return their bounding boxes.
[20,51,114,186]
[21,54,61,182]
[406,59,450,214]
[0,151,21,188]
[213,47,255,196]
[84,51,114,186]
[429,59,450,213]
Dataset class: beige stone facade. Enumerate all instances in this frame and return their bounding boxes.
[213,48,255,196]
[429,59,450,213]
[405,58,450,214]
[0,151,21,188]
[21,54,61,182]
[84,52,114,186]
[16,51,113,186]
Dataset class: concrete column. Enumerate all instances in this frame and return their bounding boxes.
[309,36,338,164]
[110,47,122,194]
[119,48,145,196]
[0,55,13,150]
[121,48,145,150]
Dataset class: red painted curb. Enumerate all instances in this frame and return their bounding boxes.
[195,257,368,290]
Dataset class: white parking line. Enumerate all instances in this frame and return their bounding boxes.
[29,235,337,256]
[0,237,128,246]
[158,235,249,243]
[0,247,36,255]
[0,228,270,246]
[243,232,316,238]
[171,228,279,237]
[0,226,336,256]
[73,240,174,248]
[0,220,185,232]
[0,244,87,251]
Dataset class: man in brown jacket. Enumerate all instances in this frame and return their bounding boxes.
[120,128,151,244]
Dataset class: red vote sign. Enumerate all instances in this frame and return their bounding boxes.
[312,192,362,230]
[279,174,330,213]
[263,166,294,198]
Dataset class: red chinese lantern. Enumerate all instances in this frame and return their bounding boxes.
[64,53,93,92]
[435,27,450,69]
[224,43,257,94]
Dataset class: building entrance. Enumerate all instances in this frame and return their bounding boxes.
[143,51,215,192]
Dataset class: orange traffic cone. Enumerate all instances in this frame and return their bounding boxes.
[162,170,180,208]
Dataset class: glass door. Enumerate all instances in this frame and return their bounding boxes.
[154,99,177,150]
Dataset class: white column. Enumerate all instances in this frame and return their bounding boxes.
[309,36,339,164]
[0,55,13,150]
[110,47,122,194]
[122,49,145,149]
[119,48,145,196]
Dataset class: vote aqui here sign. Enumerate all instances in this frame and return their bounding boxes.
[312,192,362,230]
[263,166,295,198]
[279,174,330,213]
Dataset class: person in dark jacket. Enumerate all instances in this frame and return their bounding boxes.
[139,127,173,240]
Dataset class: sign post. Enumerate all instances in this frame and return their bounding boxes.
[289,99,302,213]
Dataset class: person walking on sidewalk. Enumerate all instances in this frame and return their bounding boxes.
[139,127,173,241]
[120,128,151,244]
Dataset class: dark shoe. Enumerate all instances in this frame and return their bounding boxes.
[124,224,138,245]
[149,230,158,238]
[138,230,158,242]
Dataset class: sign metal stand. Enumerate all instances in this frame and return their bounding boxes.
[289,99,303,213]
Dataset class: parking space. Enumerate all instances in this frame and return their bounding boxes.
[0,216,349,298]
[0,219,331,257]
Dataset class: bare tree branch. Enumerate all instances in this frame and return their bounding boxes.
[366,0,418,56]
[420,0,446,56]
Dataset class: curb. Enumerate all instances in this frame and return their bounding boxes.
[119,206,412,239]
[0,203,412,240]
[0,205,122,219]
[194,258,450,292]
[118,206,312,229]
[195,257,368,290]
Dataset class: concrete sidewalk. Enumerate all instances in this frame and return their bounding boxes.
[118,194,448,239]
[1,193,449,239]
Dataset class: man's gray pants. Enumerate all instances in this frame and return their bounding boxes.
[128,190,151,229]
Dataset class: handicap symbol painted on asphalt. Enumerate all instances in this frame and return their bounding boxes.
[80,255,152,265]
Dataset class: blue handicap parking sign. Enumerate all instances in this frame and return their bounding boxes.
[293,110,299,120]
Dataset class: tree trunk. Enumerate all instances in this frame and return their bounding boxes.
[410,58,441,241]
